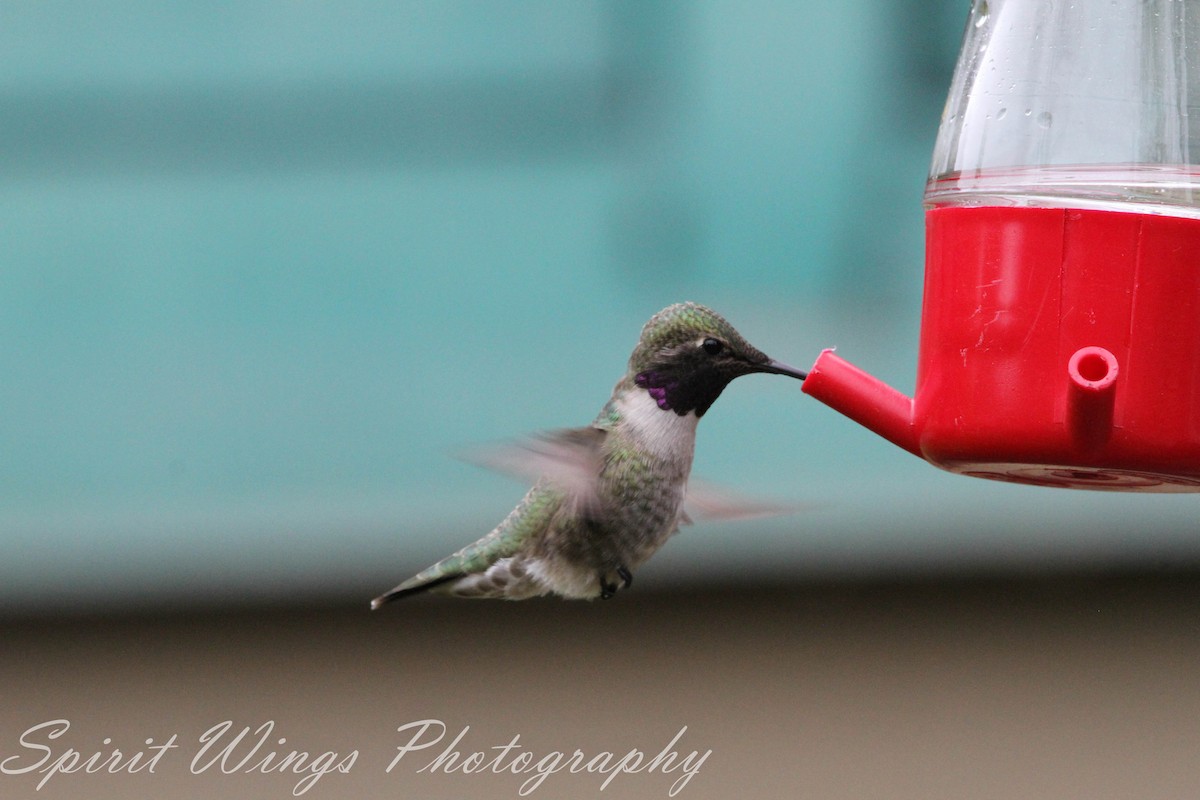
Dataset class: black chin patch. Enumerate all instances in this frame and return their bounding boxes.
[634,369,727,417]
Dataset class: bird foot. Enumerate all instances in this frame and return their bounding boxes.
[599,565,633,600]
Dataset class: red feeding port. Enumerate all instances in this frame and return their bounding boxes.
[805,205,1200,491]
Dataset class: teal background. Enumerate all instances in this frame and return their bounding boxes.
[5,1,1198,613]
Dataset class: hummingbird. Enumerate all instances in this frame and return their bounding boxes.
[371,301,807,607]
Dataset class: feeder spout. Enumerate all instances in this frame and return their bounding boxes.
[1066,346,1118,450]
[801,349,923,458]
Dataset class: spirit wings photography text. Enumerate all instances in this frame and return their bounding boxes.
[1,718,712,797]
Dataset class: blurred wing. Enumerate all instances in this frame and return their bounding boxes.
[682,477,806,523]
[458,427,607,515]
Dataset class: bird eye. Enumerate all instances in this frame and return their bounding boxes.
[701,337,724,355]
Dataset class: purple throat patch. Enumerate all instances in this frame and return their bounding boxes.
[634,372,677,411]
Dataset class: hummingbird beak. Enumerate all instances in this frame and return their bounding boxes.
[755,358,808,381]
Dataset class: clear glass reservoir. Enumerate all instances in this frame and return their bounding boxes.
[926,0,1200,217]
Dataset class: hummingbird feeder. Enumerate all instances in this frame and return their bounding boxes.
[803,0,1200,490]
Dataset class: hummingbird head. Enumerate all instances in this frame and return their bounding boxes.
[627,302,807,417]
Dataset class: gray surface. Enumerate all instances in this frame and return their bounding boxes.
[4,576,1199,798]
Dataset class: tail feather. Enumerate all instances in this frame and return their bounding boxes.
[369,573,462,610]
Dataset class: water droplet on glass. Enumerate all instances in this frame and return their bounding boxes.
[1036,111,1053,128]
[997,108,1008,120]
[1024,108,1032,116]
